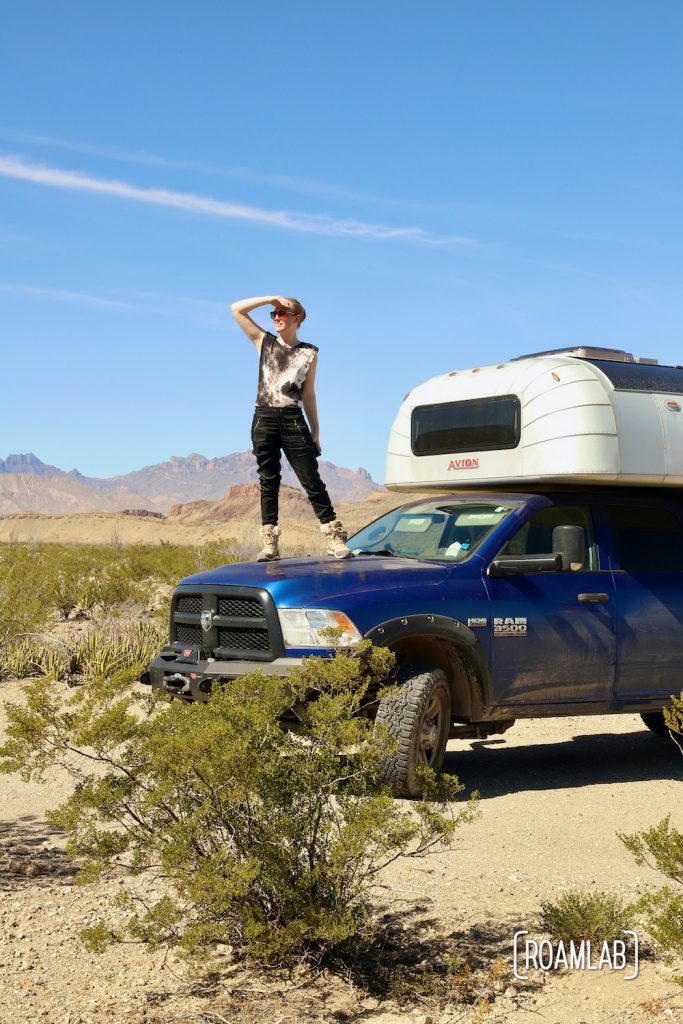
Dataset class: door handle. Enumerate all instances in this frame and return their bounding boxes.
[578,593,609,604]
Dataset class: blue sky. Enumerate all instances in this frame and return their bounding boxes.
[2,1,683,484]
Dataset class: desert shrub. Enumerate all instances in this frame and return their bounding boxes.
[0,542,50,651]
[540,890,634,945]
[664,692,683,753]
[24,545,129,618]
[665,692,683,732]
[621,818,683,977]
[0,540,239,629]
[124,540,239,588]
[0,639,478,965]
[618,692,683,979]
[80,562,135,611]
[43,546,152,614]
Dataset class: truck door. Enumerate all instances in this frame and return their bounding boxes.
[606,503,683,701]
[486,504,616,706]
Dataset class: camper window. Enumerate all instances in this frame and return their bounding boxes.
[411,395,520,456]
[589,359,683,395]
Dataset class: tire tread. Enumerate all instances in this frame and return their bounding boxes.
[375,663,451,796]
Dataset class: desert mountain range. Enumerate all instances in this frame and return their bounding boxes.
[0,452,386,516]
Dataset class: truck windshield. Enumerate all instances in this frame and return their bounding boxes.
[348,500,516,562]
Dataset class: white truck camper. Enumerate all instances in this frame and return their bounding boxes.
[385,346,683,491]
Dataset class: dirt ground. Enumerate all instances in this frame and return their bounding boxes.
[1,676,682,1024]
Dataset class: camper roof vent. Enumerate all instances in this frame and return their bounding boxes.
[512,346,636,363]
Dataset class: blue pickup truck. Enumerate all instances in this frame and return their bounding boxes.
[147,486,682,795]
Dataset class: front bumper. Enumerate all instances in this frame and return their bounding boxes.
[146,645,305,702]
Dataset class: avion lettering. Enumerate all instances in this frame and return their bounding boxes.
[448,458,480,471]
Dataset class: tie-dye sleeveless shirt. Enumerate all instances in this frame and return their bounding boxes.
[256,331,319,408]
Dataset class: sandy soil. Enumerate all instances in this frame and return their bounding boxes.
[1,675,682,1024]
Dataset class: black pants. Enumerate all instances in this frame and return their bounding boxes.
[251,406,337,526]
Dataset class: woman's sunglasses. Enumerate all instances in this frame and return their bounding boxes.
[270,309,296,319]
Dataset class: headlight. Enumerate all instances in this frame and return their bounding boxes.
[278,608,362,648]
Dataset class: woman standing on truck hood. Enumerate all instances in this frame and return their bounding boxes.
[231,294,351,561]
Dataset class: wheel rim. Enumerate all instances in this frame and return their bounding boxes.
[418,694,444,766]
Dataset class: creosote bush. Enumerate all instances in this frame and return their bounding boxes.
[620,811,683,977]
[617,691,683,981]
[620,817,683,977]
[664,691,683,753]
[0,636,478,965]
[0,541,49,651]
[540,889,634,945]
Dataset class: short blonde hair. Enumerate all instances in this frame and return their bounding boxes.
[287,297,306,323]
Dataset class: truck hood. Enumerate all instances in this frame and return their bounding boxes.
[179,555,461,607]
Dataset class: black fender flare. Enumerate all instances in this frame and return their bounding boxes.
[365,613,491,717]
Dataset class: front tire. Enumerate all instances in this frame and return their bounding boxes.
[375,664,451,797]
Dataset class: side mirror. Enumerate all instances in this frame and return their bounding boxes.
[489,553,561,576]
[553,525,585,572]
[488,523,587,577]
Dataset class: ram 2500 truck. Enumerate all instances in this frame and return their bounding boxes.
[147,485,682,795]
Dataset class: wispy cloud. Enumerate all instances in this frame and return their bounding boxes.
[0,129,365,201]
[0,283,228,328]
[0,129,478,213]
[0,130,213,172]
[0,283,136,310]
[0,153,472,245]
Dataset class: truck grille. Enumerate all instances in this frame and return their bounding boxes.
[218,627,270,651]
[176,623,204,646]
[170,585,282,661]
[218,597,264,618]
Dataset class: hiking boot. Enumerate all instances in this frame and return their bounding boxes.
[320,520,352,559]
[257,524,281,561]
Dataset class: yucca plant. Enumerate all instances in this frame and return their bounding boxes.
[1,635,73,681]
[73,622,165,681]
[2,622,165,684]
[1,638,42,679]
